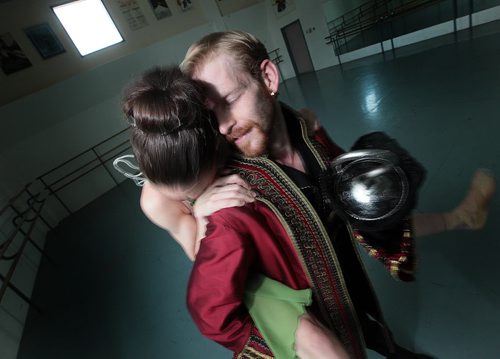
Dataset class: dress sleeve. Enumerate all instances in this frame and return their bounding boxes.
[186,214,258,353]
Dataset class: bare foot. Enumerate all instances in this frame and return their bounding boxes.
[444,169,496,230]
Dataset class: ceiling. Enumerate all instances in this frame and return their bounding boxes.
[0,0,263,107]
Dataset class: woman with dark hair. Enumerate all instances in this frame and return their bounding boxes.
[122,65,257,260]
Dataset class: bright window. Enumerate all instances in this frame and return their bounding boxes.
[52,0,123,56]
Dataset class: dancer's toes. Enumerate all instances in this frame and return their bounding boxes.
[471,169,497,203]
[445,169,496,230]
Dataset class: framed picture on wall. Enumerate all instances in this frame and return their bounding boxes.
[0,32,32,75]
[117,0,149,30]
[148,0,172,20]
[176,0,192,12]
[273,0,295,18]
[24,23,65,59]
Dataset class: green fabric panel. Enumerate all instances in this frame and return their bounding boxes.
[244,274,312,359]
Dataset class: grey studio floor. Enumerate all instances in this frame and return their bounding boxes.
[17,24,500,359]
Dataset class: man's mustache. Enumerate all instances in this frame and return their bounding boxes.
[226,127,250,141]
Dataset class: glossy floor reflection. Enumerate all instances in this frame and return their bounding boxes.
[19,25,500,359]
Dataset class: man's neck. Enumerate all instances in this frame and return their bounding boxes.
[268,104,306,173]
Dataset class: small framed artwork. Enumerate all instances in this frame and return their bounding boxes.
[273,0,295,18]
[176,0,192,12]
[117,0,149,30]
[24,23,65,59]
[149,0,172,20]
[0,32,32,75]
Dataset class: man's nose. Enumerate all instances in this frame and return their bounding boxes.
[218,114,235,136]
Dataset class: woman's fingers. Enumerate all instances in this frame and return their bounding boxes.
[200,184,256,205]
[212,173,251,189]
[193,179,257,218]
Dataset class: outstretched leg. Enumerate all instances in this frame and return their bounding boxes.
[413,169,496,237]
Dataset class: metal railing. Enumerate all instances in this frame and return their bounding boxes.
[0,127,132,311]
[0,185,49,313]
[326,0,391,40]
[325,0,478,64]
[36,128,131,215]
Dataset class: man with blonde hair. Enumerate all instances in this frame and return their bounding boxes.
[179,31,494,358]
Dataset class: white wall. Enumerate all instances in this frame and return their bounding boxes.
[322,0,366,23]
[223,2,269,46]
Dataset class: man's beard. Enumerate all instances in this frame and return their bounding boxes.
[229,125,268,157]
[230,90,274,157]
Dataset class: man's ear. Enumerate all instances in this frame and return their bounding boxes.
[260,59,280,94]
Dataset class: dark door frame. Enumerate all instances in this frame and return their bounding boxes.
[281,19,314,75]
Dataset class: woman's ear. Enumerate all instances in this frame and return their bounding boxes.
[260,59,280,95]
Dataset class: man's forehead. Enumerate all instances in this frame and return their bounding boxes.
[195,53,249,98]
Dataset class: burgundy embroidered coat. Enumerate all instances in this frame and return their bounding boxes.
[187,109,416,358]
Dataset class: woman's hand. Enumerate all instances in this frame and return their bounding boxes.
[193,173,256,219]
[192,174,256,240]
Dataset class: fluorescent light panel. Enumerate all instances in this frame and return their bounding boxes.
[53,0,123,56]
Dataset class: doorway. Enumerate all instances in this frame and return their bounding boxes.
[281,20,314,75]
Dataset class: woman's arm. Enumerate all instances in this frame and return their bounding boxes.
[192,174,256,251]
[140,181,199,260]
[140,174,255,260]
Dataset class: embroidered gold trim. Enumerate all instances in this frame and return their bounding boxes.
[230,154,366,359]
[237,346,274,359]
